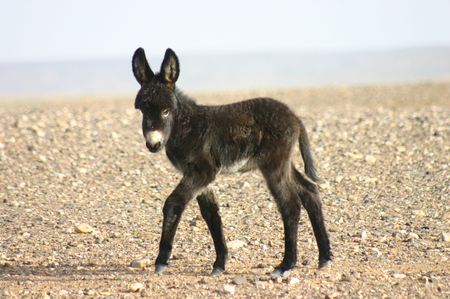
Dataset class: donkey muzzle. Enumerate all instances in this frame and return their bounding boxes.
[145,130,164,153]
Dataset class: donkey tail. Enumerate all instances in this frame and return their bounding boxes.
[299,122,319,182]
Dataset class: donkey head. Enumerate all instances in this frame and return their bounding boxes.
[132,48,180,153]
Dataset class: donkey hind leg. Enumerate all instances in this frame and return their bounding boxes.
[155,176,209,274]
[196,187,228,276]
[292,165,331,268]
[260,167,302,277]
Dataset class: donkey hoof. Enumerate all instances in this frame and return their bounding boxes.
[318,259,330,269]
[210,267,224,276]
[154,264,167,274]
[269,268,284,278]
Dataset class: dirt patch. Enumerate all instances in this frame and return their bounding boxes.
[1,81,449,298]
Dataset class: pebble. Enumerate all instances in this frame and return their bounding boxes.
[392,273,406,279]
[274,276,283,283]
[396,146,407,153]
[222,284,235,294]
[130,257,152,268]
[411,209,426,217]
[441,212,450,221]
[365,155,377,164]
[335,175,344,183]
[341,274,357,282]
[347,195,357,201]
[227,240,247,250]
[407,232,420,240]
[440,232,450,242]
[319,181,331,190]
[232,276,247,285]
[58,290,70,296]
[287,277,300,285]
[128,282,144,292]
[74,223,94,233]
[241,181,251,190]
[360,230,368,240]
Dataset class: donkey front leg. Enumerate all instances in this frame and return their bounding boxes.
[154,195,189,274]
[155,179,204,274]
[196,187,228,276]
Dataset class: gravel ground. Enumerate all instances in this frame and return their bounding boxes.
[1,81,449,298]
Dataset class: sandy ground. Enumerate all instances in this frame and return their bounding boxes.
[1,81,449,298]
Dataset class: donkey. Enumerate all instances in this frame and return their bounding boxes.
[132,47,331,277]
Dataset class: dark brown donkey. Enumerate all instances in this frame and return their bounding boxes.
[132,48,331,277]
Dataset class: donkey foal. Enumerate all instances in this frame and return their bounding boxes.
[132,48,331,277]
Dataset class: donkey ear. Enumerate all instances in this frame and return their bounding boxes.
[132,48,154,86]
[160,48,179,87]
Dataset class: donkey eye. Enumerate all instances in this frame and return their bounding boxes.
[162,109,171,117]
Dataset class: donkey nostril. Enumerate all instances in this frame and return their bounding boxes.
[146,141,162,152]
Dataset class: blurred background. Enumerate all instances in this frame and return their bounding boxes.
[0,0,449,99]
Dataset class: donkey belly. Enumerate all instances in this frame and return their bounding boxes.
[219,158,258,174]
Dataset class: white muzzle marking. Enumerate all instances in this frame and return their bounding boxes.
[145,130,163,147]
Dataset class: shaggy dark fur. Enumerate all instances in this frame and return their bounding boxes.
[132,48,331,277]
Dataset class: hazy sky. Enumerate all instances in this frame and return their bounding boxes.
[1,0,449,63]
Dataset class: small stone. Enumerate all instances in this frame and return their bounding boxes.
[364,177,378,183]
[327,273,342,282]
[274,276,283,283]
[407,232,420,240]
[341,274,357,282]
[411,210,426,217]
[335,175,344,183]
[365,155,377,164]
[440,232,450,242]
[75,223,94,233]
[319,182,331,190]
[110,232,121,238]
[360,230,368,240]
[38,292,51,299]
[227,240,247,250]
[241,181,251,190]
[396,146,407,153]
[128,282,144,292]
[78,167,88,174]
[130,258,152,268]
[287,277,300,285]
[347,195,357,201]
[232,276,247,285]
[222,284,235,294]
[392,273,406,279]
[335,217,344,224]
[58,290,70,296]
[84,289,95,296]
[441,212,450,220]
